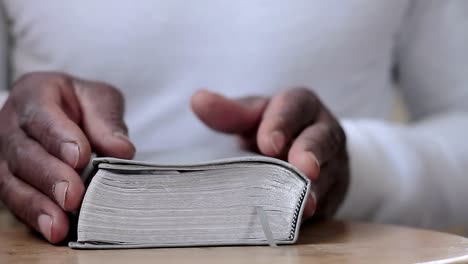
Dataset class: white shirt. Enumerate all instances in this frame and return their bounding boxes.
[0,0,467,231]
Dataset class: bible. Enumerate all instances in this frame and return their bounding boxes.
[69,156,312,249]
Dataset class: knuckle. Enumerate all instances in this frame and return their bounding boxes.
[47,72,73,89]
[4,135,48,180]
[279,88,320,118]
[0,129,14,155]
[17,103,40,129]
[17,106,68,159]
[23,192,37,217]
[273,94,302,117]
[97,83,124,103]
[1,133,20,168]
[15,72,71,91]
[7,140,28,175]
[35,157,55,189]
[14,72,41,86]
[89,83,125,114]
[74,80,127,133]
[18,107,58,147]
[11,72,72,113]
[3,135,61,197]
[10,75,34,102]
[36,114,60,150]
[92,84,126,128]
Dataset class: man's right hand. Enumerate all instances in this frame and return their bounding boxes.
[0,72,135,243]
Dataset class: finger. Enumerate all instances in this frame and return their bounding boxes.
[18,102,92,169]
[191,89,268,134]
[302,193,317,220]
[5,131,85,211]
[12,72,83,123]
[313,159,349,219]
[73,79,135,159]
[12,73,91,169]
[257,88,320,157]
[0,162,69,243]
[288,121,346,181]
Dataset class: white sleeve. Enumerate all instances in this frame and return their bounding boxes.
[0,4,9,107]
[336,0,468,230]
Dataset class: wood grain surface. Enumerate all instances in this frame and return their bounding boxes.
[1,211,468,264]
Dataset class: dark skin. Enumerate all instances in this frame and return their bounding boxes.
[0,72,349,243]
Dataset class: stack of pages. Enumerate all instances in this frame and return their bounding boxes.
[69,156,312,249]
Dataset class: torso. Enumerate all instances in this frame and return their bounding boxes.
[1,0,409,154]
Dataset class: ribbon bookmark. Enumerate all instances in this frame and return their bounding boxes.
[255,206,278,247]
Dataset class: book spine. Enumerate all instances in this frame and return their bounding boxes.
[289,186,307,240]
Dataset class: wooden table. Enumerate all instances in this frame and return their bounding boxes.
[1,211,468,264]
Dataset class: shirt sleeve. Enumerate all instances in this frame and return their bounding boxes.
[0,3,9,107]
[336,0,468,231]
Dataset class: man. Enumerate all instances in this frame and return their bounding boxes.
[0,1,467,243]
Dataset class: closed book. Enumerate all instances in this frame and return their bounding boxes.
[69,156,312,249]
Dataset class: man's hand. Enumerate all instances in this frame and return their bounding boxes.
[191,88,349,220]
[0,72,135,243]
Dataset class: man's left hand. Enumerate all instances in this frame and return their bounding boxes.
[191,88,349,220]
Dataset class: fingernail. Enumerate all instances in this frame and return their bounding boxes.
[307,152,321,180]
[53,181,69,209]
[270,131,285,155]
[38,214,52,240]
[60,142,79,168]
[113,131,130,141]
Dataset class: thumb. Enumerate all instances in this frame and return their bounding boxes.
[73,79,135,159]
[191,89,268,134]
